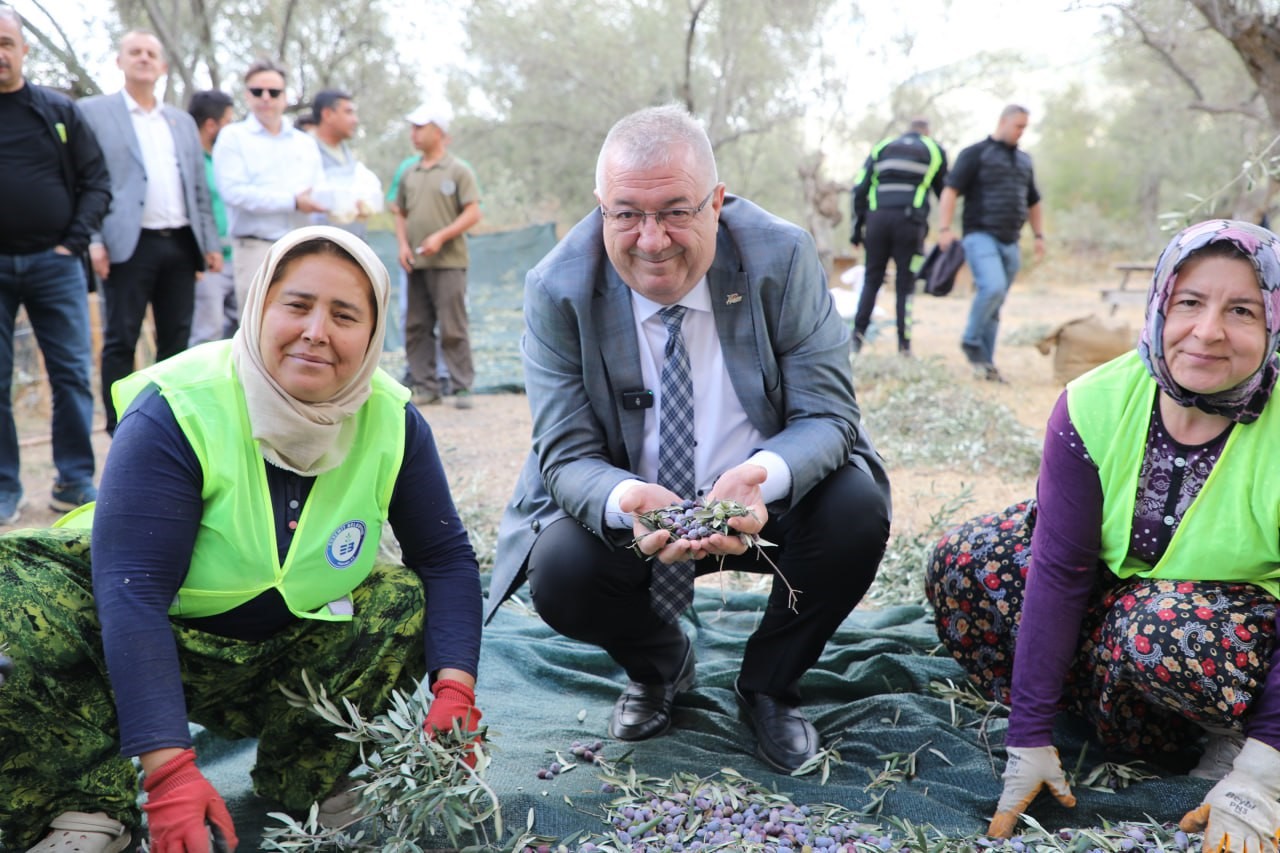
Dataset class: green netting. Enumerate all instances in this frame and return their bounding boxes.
[365,224,558,392]
[197,586,1211,851]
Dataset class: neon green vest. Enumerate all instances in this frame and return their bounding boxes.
[1066,351,1280,597]
[111,341,410,620]
[857,133,945,211]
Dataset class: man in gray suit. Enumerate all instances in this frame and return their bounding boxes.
[488,105,891,773]
[79,30,220,434]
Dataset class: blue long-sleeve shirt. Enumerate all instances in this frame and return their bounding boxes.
[92,386,482,757]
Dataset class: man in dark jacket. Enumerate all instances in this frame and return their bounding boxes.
[0,6,111,524]
[936,104,1043,382]
[850,118,947,355]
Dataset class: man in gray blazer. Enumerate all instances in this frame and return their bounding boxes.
[488,105,891,773]
[79,31,220,434]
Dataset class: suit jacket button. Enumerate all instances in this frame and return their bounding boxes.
[531,519,541,533]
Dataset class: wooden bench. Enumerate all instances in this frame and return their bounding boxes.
[1100,262,1155,314]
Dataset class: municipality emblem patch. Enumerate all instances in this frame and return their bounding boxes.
[326,520,367,569]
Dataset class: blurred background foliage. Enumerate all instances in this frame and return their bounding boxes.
[13,0,1280,258]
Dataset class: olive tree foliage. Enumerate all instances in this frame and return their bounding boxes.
[448,0,840,230]
[1033,0,1256,252]
[1041,0,1280,252]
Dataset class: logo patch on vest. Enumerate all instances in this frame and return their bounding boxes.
[326,520,367,569]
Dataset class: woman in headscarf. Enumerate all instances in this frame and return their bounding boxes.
[927,220,1280,851]
[0,226,483,853]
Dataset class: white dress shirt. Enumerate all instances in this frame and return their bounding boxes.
[123,90,187,230]
[211,115,324,240]
[605,278,793,529]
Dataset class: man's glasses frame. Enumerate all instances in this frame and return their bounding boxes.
[248,87,284,99]
[600,188,717,233]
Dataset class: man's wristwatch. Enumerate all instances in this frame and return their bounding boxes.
[1034,233,1045,240]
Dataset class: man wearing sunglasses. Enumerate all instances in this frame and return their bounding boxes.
[212,59,325,312]
[488,105,891,775]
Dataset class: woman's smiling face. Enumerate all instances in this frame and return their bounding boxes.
[259,253,375,402]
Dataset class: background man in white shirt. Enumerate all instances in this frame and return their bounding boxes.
[212,59,325,309]
[79,30,221,436]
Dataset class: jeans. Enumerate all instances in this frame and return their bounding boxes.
[960,231,1021,365]
[0,248,96,497]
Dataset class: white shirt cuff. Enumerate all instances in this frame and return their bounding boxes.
[605,478,646,530]
[747,450,792,506]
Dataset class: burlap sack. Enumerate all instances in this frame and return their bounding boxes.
[1036,314,1136,385]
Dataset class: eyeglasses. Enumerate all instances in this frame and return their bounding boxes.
[248,87,284,99]
[600,188,717,233]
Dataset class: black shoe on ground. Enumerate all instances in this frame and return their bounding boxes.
[735,680,819,772]
[609,640,696,741]
[50,481,97,513]
[974,363,1008,384]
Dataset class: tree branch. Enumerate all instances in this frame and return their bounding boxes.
[680,0,708,114]
[277,0,301,64]
[1111,2,1206,103]
[23,0,103,96]
[191,0,221,88]
[136,0,197,98]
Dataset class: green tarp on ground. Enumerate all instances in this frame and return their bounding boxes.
[197,587,1211,851]
[366,224,558,392]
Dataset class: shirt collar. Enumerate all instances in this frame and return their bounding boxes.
[122,88,160,117]
[631,277,711,324]
[247,113,297,137]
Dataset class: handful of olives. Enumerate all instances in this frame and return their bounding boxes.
[633,498,756,543]
[631,499,799,612]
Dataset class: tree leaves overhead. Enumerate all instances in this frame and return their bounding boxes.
[451,0,837,226]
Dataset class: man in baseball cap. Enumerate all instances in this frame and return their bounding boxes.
[394,100,481,408]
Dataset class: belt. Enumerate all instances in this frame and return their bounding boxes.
[142,226,189,238]
[235,235,275,243]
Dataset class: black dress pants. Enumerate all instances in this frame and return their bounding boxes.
[854,208,926,351]
[526,462,890,702]
[100,228,199,432]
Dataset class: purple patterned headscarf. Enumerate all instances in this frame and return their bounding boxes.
[1138,219,1280,424]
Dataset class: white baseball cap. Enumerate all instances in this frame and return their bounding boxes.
[405,103,453,133]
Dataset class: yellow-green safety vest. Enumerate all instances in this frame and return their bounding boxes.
[1066,350,1280,597]
[77,341,409,620]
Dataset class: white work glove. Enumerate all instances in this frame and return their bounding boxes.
[1181,738,1280,853]
[988,745,1077,838]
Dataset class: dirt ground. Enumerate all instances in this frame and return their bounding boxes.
[5,254,1150,558]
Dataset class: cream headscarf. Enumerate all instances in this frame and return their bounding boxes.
[230,225,392,476]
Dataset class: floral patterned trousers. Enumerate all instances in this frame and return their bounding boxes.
[925,500,1277,754]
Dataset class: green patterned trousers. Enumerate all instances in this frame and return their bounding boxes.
[0,528,427,849]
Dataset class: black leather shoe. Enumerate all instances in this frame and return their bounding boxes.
[735,681,819,772]
[608,642,696,741]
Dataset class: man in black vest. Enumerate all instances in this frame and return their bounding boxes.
[850,118,947,355]
[936,104,1044,382]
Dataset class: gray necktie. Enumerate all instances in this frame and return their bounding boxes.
[652,305,696,623]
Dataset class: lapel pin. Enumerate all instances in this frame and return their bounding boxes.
[725,293,742,305]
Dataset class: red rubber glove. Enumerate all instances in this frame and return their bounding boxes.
[424,678,483,766]
[143,749,239,852]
